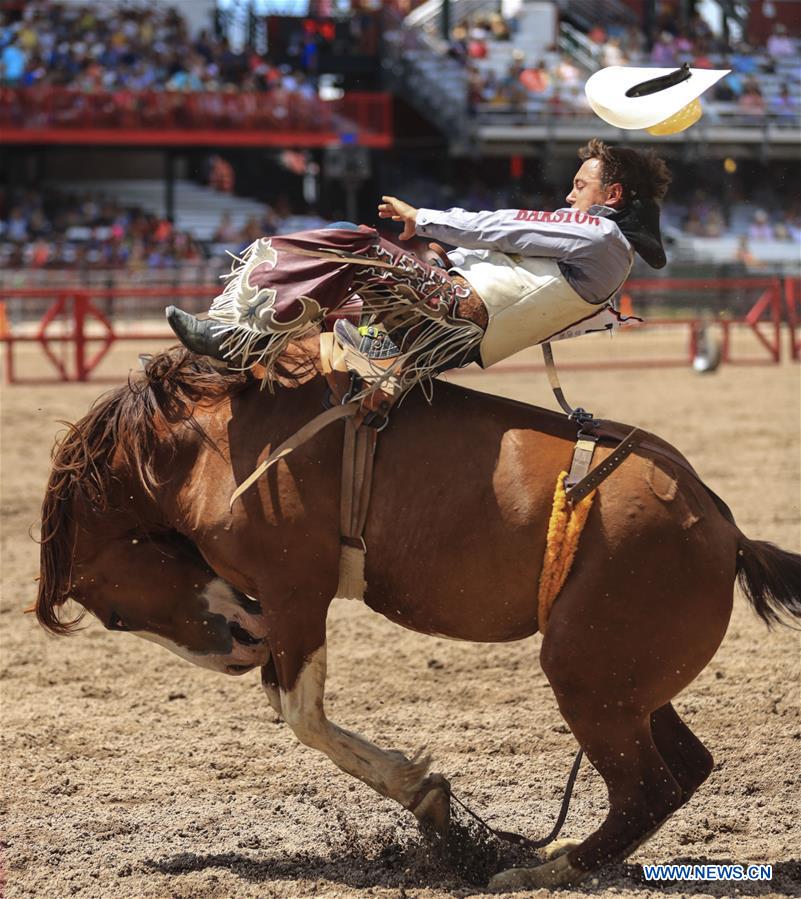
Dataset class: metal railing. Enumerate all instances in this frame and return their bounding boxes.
[558,21,602,73]
[2,277,797,383]
[382,10,473,149]
[555,0,637,33]
[403,0,500,32]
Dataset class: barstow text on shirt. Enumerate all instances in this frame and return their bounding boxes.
[515,210,602,225]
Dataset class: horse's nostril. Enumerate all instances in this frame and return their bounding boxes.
[230,621,262,646]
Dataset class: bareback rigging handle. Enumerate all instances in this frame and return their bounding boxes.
[542,343,596,428]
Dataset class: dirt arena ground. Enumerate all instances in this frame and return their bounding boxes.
[1,330,799,899]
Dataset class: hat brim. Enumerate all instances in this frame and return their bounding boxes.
[585,66,730,130]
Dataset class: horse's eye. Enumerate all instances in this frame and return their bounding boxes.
[108,611,127,632]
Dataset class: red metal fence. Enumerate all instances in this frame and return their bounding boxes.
[0,88,393,147]
[1,278,799,384]
[1,286,209,384]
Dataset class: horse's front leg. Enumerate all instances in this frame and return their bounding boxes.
[261,641,450,833]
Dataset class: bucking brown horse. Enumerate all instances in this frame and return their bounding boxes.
[36,348,800,891]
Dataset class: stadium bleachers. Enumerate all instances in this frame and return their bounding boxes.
[49,179,270,241]
[397,0,801,140]
[0,0,798,275]
[0,178,334,274]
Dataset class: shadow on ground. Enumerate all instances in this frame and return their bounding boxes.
[144,838,801,896]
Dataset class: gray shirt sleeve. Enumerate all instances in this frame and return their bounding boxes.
[415,206,634,304]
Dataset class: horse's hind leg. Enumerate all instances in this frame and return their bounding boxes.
[650,703,714,804]
[490,569,730,890]
[534,706,713,866]
[491,699,684,891]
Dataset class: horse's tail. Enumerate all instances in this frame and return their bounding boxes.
[736,536,801,628]
[702,485,800,628]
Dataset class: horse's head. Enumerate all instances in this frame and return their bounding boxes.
[36,349,269,675]
[65,530,270,675]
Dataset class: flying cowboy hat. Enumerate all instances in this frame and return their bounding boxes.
[585,63,730,134]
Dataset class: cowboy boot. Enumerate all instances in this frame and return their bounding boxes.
[166,306,229,360]
[333,320,402,367]
[332,319,403,403]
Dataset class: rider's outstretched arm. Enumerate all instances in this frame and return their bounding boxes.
[415,206,635,305]
[415,206,625,261]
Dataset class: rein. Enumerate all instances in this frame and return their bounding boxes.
[441,748,584,849]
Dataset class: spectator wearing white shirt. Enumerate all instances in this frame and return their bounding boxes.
[747,210,774,241]
[767,24,795,58]
[771,83,798,119]
[5,208,28,242]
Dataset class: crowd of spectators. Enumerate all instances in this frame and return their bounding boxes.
[442,10,578,113]
[0,186,208,270]
[0,1,320,95]
[444,7,799,120]
[443,8,592,115]
[592,19,799,120]
[446,11,517,60]
[0,186,324,272]
[467,50,590,115]
[674,191,801,243]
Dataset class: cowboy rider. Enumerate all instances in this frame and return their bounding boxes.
[168,139,671,382]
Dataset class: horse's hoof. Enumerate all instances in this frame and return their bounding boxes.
[488,853,585,892]
[410,773,450,836]
[541,837,581,861]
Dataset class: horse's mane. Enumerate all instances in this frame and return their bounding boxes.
[36,347,251,636]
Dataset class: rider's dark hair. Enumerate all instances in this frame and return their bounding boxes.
[578,139,671,203]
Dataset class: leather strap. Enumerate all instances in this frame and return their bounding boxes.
[354,428,378,536]
[340,419,378,541]
[229,401,360,507]
[588,419,705,487]
[565,436,599,490]
[565,427,643,505]
[542,342,576,417]
[340,419,357,535]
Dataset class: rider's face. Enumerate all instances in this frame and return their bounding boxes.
[565,159,622,212]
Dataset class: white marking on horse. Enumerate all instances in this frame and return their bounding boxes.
[134,629,232,673]
[278,644,430,807]
[131,579,270,675]
[203,580,268,634]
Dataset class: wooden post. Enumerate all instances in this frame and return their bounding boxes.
[73,293,89,382]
